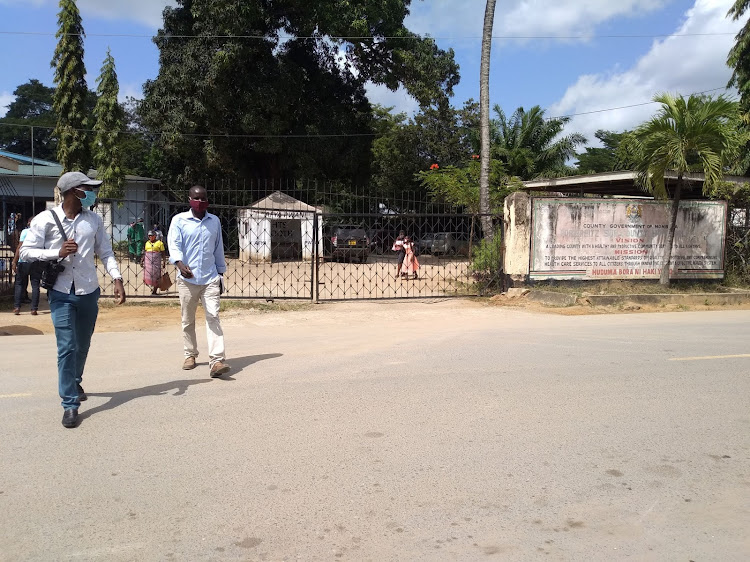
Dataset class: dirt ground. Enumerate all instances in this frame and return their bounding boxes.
[4,291,750,337]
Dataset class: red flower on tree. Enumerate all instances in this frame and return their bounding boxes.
[471,154,479,160]
[429,163,439,170]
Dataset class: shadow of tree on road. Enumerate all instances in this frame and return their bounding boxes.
[81,379,212,421]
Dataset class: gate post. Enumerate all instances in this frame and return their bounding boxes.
[312,211,319,303]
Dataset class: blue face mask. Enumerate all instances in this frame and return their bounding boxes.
[76,189,97,208]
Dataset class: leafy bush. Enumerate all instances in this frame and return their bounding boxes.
[471,235,504,293]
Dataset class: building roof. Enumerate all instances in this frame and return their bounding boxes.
[250,190,322,212]
[0,150,60,168]
[0,150,161,184]
[522,170,750,197]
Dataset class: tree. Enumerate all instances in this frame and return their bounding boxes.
[370,101,479,208]
[479,0,497,240]
[92,49,126,198]
[51,0,90,173]
[0,80,57,161]
[627,93,743,285]
[575,130,628,174]
[491,105,586,179]
[727,1,750,112]
[418,157,519,256]
[141,0,459,186]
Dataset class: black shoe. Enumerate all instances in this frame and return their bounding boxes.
[77,384,87,401]
[62,409,78,428]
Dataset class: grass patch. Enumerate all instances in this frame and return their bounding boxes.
[219,300,313,313]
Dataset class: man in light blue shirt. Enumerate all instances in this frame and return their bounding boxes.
[168,185,230,377]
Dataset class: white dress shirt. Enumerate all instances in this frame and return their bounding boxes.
[20,206,122,295]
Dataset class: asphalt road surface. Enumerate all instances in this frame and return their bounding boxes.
[1,301,749,561]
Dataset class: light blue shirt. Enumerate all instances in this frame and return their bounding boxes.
[167,210,226,286]
[17,228,29,263]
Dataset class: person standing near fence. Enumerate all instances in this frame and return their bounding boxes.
[20,171,126,428]
[168,185,230,377]
[401,235,420,280]
[12,216,41,315]
[392,230,406,278]
[142,230,166,295]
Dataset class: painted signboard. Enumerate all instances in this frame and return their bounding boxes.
[530,198,727,280]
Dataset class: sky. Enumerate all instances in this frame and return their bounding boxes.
[0,0,744,150]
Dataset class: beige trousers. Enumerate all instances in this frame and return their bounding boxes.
[177,277,225,366]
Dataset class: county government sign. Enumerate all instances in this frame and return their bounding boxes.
[530,198,727,280]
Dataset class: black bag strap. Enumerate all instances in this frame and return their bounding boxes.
[49,208,68,241]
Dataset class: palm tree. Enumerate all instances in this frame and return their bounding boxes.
[491,105,585,179]
[479,0,497,240]
[629,93,742,285]
[727,0,750,111]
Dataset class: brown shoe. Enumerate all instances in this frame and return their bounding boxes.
[210,361,230,378]
[31,310,38,316]
[13,308,20,315]
[182,356,196,370]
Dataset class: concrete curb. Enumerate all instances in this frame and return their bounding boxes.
[580,292,750,307]
[526,290,578,307]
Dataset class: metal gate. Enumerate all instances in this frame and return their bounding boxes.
[91,197,502,301]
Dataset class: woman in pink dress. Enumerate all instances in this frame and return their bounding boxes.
[401,236,420,279]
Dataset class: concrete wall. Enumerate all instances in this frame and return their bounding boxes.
[503,191,532,286]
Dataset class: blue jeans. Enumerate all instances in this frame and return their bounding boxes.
[14,262,41,310]
[49,287,100,410]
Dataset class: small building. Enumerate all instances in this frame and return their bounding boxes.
[0,150,163,243]
[237,191,323,262]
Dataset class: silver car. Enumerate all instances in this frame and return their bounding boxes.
[420,232,470,256]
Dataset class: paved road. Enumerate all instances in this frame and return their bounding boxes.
[1,302,749,560]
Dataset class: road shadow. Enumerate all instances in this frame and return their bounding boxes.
[0,325,45,336]
[80,379,212,422]
[219,353,283,380]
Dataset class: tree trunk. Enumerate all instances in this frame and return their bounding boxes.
[479,0,497,241]
[659,174,683,286]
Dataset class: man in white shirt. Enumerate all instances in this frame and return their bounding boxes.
[21,171,126,428]
[168,185,230,377]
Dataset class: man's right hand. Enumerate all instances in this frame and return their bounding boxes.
[176,261,193,279]
[59,239,78,258]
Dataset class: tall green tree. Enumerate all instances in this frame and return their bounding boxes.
[92,49,126,198]
[575,130,629,174]
[479,0,497,240]
[728,0,750,111]
[51,0,90,173]
[370,101,478,208]
[142,0,459,186]
[0,80,57,161]
[627,93,743,285]
[491,105,586,180]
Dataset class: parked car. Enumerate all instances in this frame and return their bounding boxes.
[328,225,370,263]
[367,228,399,254]
[420,232,470,256]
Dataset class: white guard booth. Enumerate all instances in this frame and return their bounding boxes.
[237,191,324,262]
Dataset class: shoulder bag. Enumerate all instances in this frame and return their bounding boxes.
[40,209,67,290]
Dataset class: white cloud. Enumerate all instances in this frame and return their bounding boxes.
[78,0,176,28]
[407,0,667,39]
[0,91,15,118]
[118,82,144,103]
[0,0,176,29]
[549,0,741,147]
[365,83,420,116]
